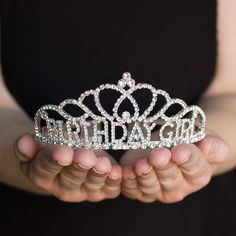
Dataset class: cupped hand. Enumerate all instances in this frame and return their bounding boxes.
[14,134,122,202]
[14,129,229,204]
[120,129,229,203]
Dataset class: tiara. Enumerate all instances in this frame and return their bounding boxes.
[34,72,206,150]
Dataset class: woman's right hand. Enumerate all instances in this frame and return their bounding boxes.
[14,133,122,202]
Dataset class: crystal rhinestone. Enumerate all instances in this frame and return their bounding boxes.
[118,79,125,88]
[122,111,130,121]
[122,72,131,80]
[127,79,135,88]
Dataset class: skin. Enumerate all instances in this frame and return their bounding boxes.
[1,0,236,203]
[15,136,122,202]
[120,129,229,203]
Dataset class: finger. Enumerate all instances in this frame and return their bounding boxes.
[108,164,123,180]
[197,134,229,164]
[15,133,44,162]
[58,149,98,189]
[94,149,117,165]
[102,165,122,198]
[134,158,161,196]
[83,156,112,193]
[171,144,211,185]
[22,145,74,187]
[122,165,142,200]
[120,149,151,166]
[149,148,184,193]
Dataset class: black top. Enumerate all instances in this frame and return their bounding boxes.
[0,1,235,235]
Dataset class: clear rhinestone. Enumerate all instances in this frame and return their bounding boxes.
[122,111,130,121]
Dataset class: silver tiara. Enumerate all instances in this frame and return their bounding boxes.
[34,72,206,150]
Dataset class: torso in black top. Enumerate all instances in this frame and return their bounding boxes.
[0,1,235,235]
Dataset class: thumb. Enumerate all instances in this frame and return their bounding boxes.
[14,133,45,162]
[196,129,229,164]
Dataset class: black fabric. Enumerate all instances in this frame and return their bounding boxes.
[0,0,235,235]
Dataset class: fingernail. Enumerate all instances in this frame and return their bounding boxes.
[77,162,91,170]
[15,138,28,162]
[57,161,71,166]
[92,167,106,175]
[108,174,120,180]
[15,149,28,162]
[142,166,153,175]
[176,155,189,165]
[17,154,28,162]
[17,136,25,154]
[126,175,136,180]
[124,171,136,180]
[155,155,169,167]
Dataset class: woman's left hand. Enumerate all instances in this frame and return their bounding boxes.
[120,129,229,203]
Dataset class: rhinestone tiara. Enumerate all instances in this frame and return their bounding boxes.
[34,72,206,150]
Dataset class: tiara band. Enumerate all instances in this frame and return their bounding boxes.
[34,72,206,150]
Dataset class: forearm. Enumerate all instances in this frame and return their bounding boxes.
[198,93,236,175]
[0,107,48,194]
